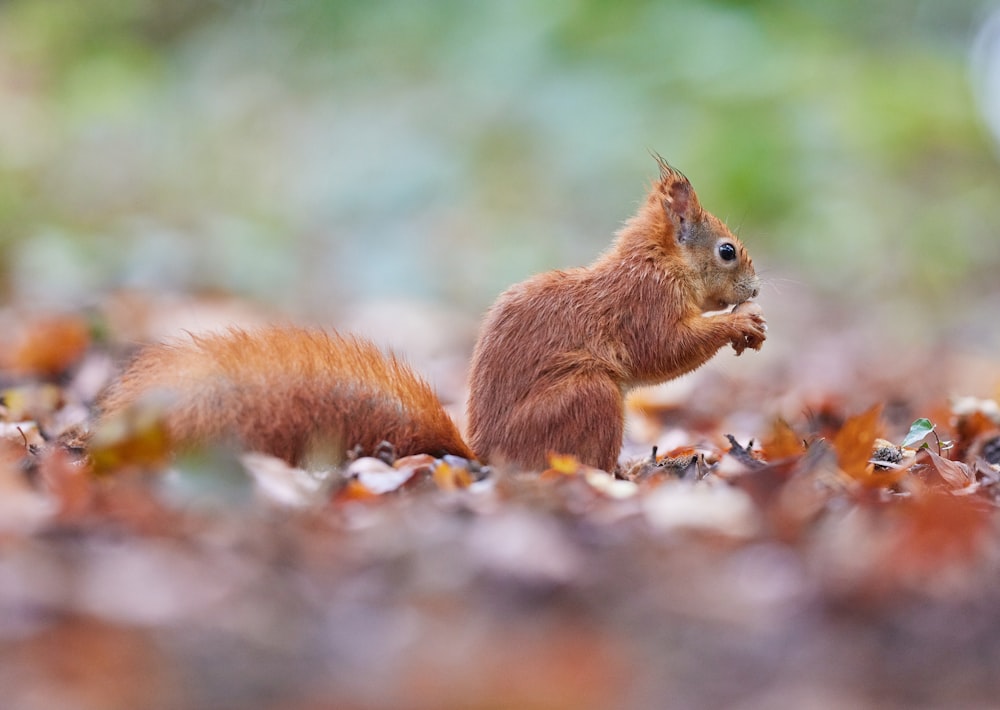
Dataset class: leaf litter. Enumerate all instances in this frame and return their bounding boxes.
[0,301,1000,709]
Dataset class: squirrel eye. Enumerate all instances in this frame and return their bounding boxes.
[718,242,737,262]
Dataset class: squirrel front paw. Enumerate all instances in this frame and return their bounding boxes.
[729,301,767,355]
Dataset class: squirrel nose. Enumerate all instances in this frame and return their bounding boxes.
[751,286,759,299]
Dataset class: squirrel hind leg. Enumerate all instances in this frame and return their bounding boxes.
[485,369,624,473]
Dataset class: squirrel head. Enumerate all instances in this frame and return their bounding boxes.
[649,155,760,312]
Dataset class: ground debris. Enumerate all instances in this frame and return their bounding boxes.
[2,303,1000,709]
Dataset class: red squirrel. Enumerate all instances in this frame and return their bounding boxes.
[97,157,765,472]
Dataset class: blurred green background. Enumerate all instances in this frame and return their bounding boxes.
[1,0,998,342]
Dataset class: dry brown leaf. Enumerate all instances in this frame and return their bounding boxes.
[5,314,91,378]
[393,453,437,471]
[660,445,699,460]
[832,405,883,484]
[967,431,1000,467]
[332,478,378,503]
[584,469,638,499]
[432,459,473,490]
[952,410,998,462]
[725,434,764,469]
[805,398,847,441]
[731,458,798,511]
[351,456,416,494]
[89,405,172,477]
[920,449,974,490]
[240,452,326,507]
[545,452,583,476]
[0,420,44,450]
[762,418,805,461]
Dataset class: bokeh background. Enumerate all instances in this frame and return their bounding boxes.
[1,0,999,352]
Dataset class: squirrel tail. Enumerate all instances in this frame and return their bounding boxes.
[97,326,474,465]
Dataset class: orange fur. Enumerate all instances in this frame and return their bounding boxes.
[467,160,764,471]
[98,159,764,472]
[98,327,473,464]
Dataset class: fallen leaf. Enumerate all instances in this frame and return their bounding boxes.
[350,456,416,494]
[762,419,806,461]
[583,469,638,499]
[951,407,998,462]
[725,434,764,470]
[832,405,883,484]
[5,314,91,377]
[546,452,583,476]
[0,420,44,450]
[332,478,378,503]
[432,459,473,491]
[393,453,437,471]
[241,452,327,506]
[88,402,172,476]
[920,449,973,490]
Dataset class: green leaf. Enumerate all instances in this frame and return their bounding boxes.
[901,418,935,448]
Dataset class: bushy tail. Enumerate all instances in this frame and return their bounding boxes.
[98,326,473,465]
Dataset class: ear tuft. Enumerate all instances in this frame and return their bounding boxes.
[650,151,685,183]
[650,152,699,240]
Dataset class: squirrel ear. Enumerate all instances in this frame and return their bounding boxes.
[650,153,700,241]
[663,178,695,220]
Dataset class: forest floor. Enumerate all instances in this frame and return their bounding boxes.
[1,293,999,710]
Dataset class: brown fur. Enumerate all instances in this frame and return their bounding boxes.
[467,159,764,471]
[98,327,473,464]
[98,159,763,472]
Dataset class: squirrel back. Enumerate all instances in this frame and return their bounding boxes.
[98,327,473,465]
